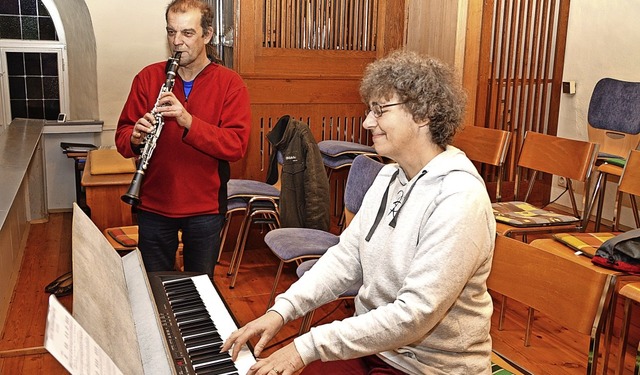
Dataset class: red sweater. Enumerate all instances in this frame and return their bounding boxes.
[115,61,251,217]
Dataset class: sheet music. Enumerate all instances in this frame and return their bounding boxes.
[70,204,146,374]
[44,295,123,375]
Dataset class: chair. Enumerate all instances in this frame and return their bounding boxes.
[611,149,640,231]
[263,154,385,309]
[547,148,640,258]
[224,152,283,288]
[318,140,379,229]
[526,149,640,372]
[451,125,512,202]
[103,174,280,280]
[488,235,616,375]
[585,78,640,231]
[492,131,599,240]
[224,178,281,288]
[102,225,185,270]
[294,258,360,334]
[616,282,640,375]
[318,140,377,179]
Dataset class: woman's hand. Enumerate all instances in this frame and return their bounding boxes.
[222,311,285,361]
[247,343,305,375]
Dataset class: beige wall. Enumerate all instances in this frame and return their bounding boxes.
[83,0,170,145]
[555,0,640,227]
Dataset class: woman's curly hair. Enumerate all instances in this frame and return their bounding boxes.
[359,50,466,148]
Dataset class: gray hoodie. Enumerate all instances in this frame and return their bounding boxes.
[271,146,496,374]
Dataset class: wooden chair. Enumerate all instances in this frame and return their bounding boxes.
[585,78,640,231]
[526,149,640,372]
[616,282,640,375]
[451,125,512,201]
[102,225,185,270]
[544,149,640,259]
[611,149,640,231]
[488,235,616,375]
[492,131,599,240]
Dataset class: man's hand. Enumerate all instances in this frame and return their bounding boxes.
[130,113,156,145]
[156,91,193,129]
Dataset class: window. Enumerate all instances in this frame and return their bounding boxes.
[0,0,58,41]
[0,0,66,126]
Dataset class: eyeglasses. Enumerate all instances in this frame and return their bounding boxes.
[365,102,407,118]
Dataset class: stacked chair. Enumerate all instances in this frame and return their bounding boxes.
[318,139,379,229]
[318,139,377,179]
[225,178,281,288]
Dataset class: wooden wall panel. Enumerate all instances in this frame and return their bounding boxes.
[231,102,369,181]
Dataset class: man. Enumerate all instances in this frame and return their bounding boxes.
[115,0,251,278]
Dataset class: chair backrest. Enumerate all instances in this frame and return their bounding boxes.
[613,149,640,230]
[515,132,598,212]
[587,78,640,159]
[343,155,384,226]
[488,235,614,338]
[452,125,512,201]
[452,125,512,167]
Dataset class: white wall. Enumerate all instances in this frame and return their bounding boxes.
[83,0,170,145]
[555,0,640,227]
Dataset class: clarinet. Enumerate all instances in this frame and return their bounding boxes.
[121,51,182,205]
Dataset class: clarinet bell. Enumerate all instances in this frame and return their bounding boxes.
[121,170,144,205]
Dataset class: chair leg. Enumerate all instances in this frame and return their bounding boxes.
[218,211,235,263]
[616,298,633,375]
[298,310,315,335]
[524,307,534,347]
[229,212,256,288]
[498,295,507,331]
[267,260,285,310]
[595,172,608,232]
[227,210,250,277]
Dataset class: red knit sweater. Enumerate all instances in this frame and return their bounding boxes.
[115,61,251,217]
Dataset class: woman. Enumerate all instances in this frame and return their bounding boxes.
[222,50,496,375]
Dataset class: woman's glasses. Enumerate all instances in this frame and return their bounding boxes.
[365,102,406,118]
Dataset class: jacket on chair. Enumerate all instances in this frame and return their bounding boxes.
[266,115,330,231]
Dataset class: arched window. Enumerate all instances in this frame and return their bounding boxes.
[0,0,67,126]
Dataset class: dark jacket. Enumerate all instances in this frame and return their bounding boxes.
[266,115,330,231]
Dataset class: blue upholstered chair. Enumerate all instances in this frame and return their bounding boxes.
[318,140,377,178]
[584,78,640,231]
[318,140,380,230]
[295,258,360,334]
[264,154,384,309]
[224,155,281,287]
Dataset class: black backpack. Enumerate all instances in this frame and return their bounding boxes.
[591,229,640,274]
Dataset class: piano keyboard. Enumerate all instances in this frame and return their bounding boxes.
[149,273,256,375]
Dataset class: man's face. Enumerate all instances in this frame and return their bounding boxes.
[166,8,212,67]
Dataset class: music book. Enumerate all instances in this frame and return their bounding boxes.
[44,204,175,374]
